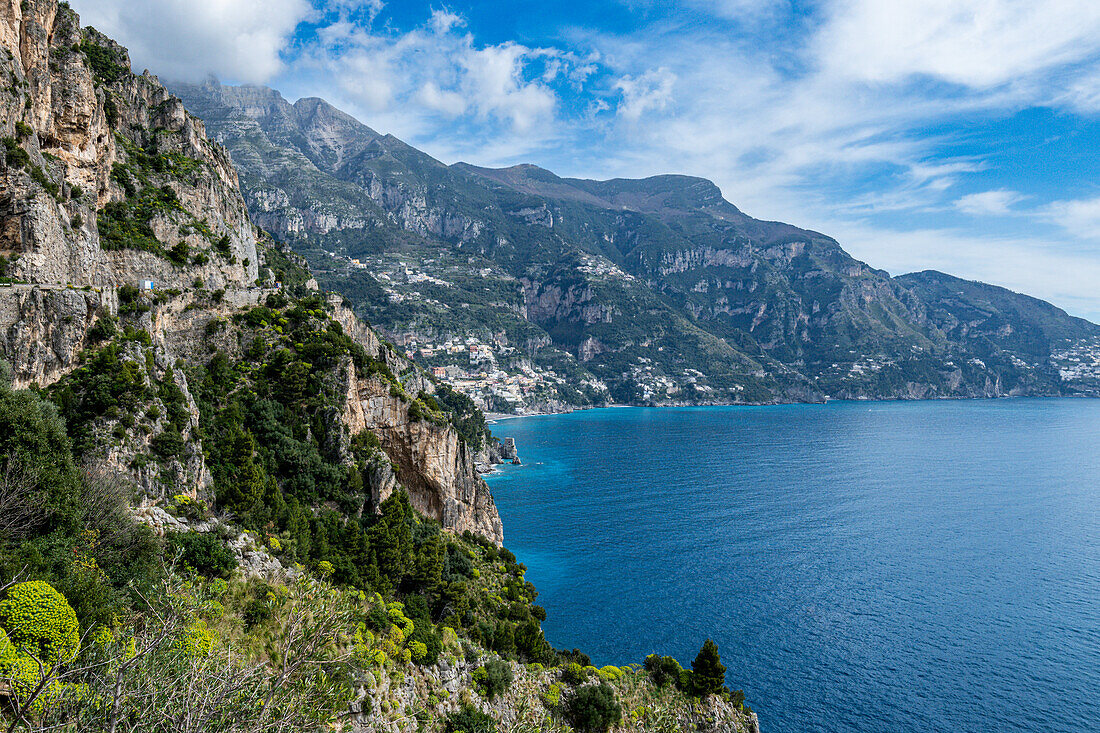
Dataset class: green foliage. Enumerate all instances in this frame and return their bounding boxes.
[97,185,183,254]
[3,136,30,169]
[150,424,184,458]
[30,164,60,198]
[80,39,128,84]
[541,681,562,708]
[474,658,513,700]
[88,314,117,342]
[432,384,488,450]
[565,683,622,732]
[644,654,684,689]
[443,704,495,733]
[691,638,726,697]
[51,341,149,457]
[561,661,588,684]
[166,531,237,579]
[0,581,79,665]
[0,627,40,704]
[14,121,32,140]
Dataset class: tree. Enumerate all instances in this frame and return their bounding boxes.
[691,638,726,697]
[565,683,621,732]
[410,531,443,603]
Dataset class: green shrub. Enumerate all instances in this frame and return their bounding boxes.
[0,581,79,665]
[3,136,29,169]
[242,596,272,630]
[151,425,184,458]
[167,241,190,266]
[541,681,562,708]
[80,40,128,84]
[31,165,59,198]
[597,665,622,681]
[644,654,683,688]
[88,315,117,342]
[565,683,621,732]
[475,659,512,701]
[443,704,495,733]
[561,661,588,684]
[166,531,237,579]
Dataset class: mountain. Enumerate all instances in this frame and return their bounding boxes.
[172,79,1100,409]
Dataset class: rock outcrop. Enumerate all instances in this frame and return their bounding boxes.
[343,365,503,545]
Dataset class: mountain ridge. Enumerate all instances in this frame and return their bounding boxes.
[170,77,1100,410]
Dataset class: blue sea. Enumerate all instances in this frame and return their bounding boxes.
[483,401,1100,733]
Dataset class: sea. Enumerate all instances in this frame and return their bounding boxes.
[483,400,1100,733]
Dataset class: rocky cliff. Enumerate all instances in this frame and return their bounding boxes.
[343,366,503,544]
[0,0,502,541]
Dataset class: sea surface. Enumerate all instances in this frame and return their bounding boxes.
[483,400,1100,733]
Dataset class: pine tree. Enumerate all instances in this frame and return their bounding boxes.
[412,531,444,602]
[691,638,726,696]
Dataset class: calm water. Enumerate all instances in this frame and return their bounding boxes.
[483,401,1100,733]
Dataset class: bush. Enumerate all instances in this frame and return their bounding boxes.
[561,661,588,684]
[565,683,621,732]
[242,596,272,630]
[3,136,29,169]
[644,653,683,688]
[475,659,513,701]
[443,704,495,733]
[0,581,79,665]
[151,425,184,458]
[541,681,562,708]
[167,531,237,579]
[597,665,623,681]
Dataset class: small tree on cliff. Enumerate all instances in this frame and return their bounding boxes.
[691,639,726,697]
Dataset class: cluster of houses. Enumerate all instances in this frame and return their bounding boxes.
[392,333,556,410]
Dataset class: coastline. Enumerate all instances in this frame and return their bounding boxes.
[485,392,1098,424]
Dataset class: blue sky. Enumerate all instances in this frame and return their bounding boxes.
[72,0,1100,320]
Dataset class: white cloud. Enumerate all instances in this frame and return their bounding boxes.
[459,44,557,131]
[283,8,580,161]
[815,0,1100,88]
[614,68,676,120]
[418,82,467,116]
[1043,196,1100,241]
[1058,66,1100,112]
[69,0,310,83]
[955,190,1024,216]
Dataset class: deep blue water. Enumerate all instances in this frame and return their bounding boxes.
[483,401,1100,733]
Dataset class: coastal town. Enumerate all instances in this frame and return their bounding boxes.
[392,331,570,413]
[312,249,601,413]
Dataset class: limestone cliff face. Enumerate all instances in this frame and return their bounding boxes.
[0,0,503,542]
[343,365,503,545]
[0,0,256,290]
[0,284,111,387]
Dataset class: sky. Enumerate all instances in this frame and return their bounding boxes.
[70,0,1100,321]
